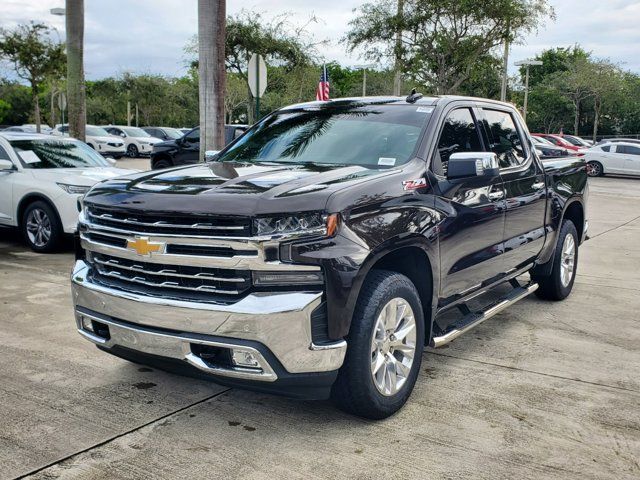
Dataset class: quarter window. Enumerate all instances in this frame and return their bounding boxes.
[601,145,611,152]
[432,108,482,175]
[0,145,11,161]
[482,109,527,168]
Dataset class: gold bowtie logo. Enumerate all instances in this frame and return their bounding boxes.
[126,237,163,256]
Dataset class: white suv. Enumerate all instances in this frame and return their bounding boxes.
[51,124,126,158]
[0,133,135,252]
[103,126,162,157]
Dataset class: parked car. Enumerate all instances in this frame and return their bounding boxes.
[583,141,640,177]
[141,126,184,141]
[50,124,126,158]
[3,126,36,133]
[532,135,570,158]
[596,138,640,146]
[532,133,584,153]
[560,134,592,148]
[149,125,248,169]
[102,126,162,158]
[178,128,192,135]
[72,95,587,418]
[0,132,133,252]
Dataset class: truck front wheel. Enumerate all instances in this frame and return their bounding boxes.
[332,270,424,419]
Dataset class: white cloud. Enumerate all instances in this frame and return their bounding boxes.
[1,0,639,81]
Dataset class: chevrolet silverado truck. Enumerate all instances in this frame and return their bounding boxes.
[71,95,588,419]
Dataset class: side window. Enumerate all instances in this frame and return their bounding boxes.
[0,145,11,161]
[60,126,68,133]
[482,109,527,169]
[601,145,611,152]
[620,145,640,155]
[185,128,200,144]
[432,108,482,175]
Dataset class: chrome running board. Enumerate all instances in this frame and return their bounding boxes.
[430,283,538,348]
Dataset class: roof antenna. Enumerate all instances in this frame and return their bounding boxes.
[406,88,423,103]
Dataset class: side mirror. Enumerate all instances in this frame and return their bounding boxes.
[104,156,117,166]
[447,152,499,180]
[119,132,126,138]
[204,150,220,161]
[0,159,15,171]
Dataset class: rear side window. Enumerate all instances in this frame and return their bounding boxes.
[601,145,611,152]
[433,108,482,175]
[0,145,11,161]
[482,109,527,169]
[620,145,640,155]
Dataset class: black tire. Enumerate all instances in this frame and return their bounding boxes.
[532,220,578,301]
[331,270,425,419]
[153,158,172,169]
[586,161,604,177]
[21,200,63,253]
[127,144,139,158]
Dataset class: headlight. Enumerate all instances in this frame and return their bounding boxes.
[253,213,339,237]
[57,183,91,195]
[252,270,324,286]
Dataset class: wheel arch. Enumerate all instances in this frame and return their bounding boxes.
[562,198,585,243]
[151,153,173,169]
[17,193,63,229]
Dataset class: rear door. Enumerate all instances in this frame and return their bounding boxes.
[480,107,547,271]
[431,105,506,300]
[619,144,640,175]
[603,145,625,173]
[0,142,16,224]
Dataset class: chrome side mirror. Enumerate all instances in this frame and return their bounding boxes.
[0,159,15,171]
[204,150,220,161]
[447,152,499,180]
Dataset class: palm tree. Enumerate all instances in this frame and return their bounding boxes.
[198,0,226,159]
[66,0,86,141]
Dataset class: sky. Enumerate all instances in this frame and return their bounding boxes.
[1,0,640,82]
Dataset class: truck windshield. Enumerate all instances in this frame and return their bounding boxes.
[215,102,432,168]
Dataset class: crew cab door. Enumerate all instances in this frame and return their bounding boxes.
[176,127,200,165]
[480,108,547,270]
[430,106,506,300]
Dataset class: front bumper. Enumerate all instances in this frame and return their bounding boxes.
[71,260,347,398]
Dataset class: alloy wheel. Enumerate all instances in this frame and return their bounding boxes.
[26,208,52,248]
[560,234,576,287]
[370,297,417,396]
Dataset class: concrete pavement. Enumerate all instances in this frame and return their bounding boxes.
[0,176,638,479]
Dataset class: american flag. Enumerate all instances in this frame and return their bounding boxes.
[316,64,330,101]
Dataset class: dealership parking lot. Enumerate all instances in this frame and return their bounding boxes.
[1,173,639,479]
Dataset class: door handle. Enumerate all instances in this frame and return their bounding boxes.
[488,190,505,201]
[532,181,545,190]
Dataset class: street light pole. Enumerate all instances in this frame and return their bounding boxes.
[354,64,376,97]
[514,59,543,124]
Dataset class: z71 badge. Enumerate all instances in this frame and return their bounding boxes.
[402,178,427,191]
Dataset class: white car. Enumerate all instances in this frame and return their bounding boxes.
[0,133,135,252]
[584,142,640,177]
[51,124,126,158]
[102,126,162,158]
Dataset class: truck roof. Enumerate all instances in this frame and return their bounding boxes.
[281,95,516,110]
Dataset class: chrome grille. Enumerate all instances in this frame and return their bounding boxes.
[88,253,251,297]
[87,206,252,237]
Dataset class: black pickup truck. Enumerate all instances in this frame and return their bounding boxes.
[71,95,588,419]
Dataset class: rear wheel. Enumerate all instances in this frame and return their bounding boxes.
[153,158,172,169]
[21,200,63,253]
[332,270,424,419]
[586,161,603,177]
[532,220,578,300]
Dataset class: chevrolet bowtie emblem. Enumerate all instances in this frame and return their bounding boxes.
[126,237,163,256]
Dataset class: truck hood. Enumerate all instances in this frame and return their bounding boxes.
[84,161,397,216]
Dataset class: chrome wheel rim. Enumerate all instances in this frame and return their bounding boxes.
[370,297,417,396]
[560,234,576,287]
[26,208,51,247]
[587,162,600,177]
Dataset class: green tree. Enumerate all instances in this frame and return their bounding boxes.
[518,45,590,88]
[0,22,65,132]
[0,98,10,124]
[346,0,553,94]
[0,79,32,125]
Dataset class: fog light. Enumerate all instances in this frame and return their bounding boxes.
[231,349,261,369]
[81,316,94,333]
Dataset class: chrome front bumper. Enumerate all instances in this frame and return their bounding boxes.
[71,260,347,382]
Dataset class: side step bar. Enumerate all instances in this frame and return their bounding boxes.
[430,283,539,348]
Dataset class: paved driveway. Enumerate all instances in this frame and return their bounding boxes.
[0,176,638,479]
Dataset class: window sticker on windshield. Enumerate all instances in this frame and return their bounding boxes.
[416,106,434,113]
[378,157,396,166]
[18,150,41,164]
